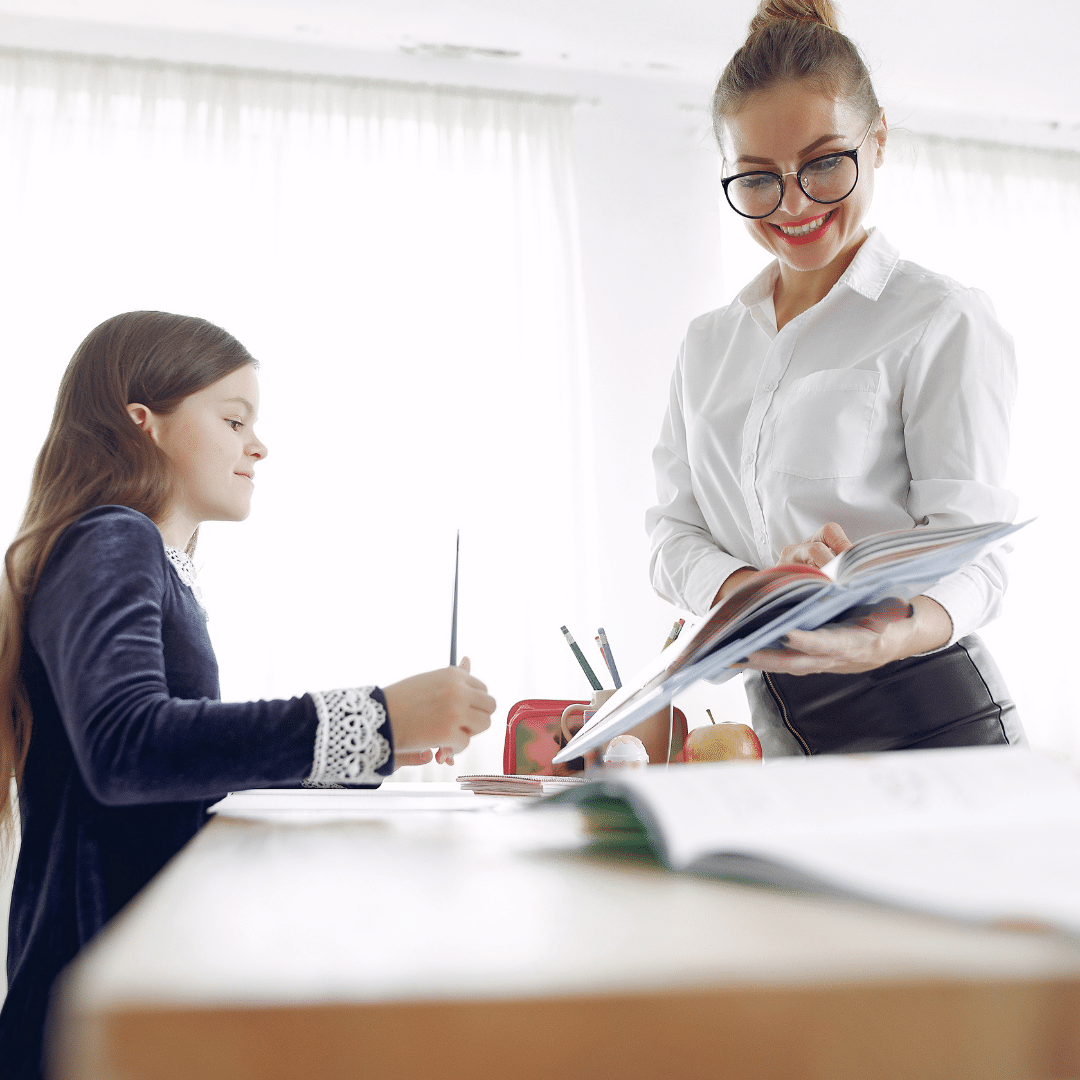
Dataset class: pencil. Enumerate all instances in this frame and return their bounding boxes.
[597,627,622,689]
[662,618,685,651]
[449,530,459,667]
[560,626,603,692]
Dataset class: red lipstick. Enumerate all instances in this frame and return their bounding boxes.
[769,209,837,246]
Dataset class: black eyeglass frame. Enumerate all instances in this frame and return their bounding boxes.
[721,121,874,220]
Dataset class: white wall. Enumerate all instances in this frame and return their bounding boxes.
[567,77,762,729]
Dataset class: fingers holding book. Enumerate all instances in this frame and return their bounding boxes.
[777,521,853,569]
[734,595,947,676]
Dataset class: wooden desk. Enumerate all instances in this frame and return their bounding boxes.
[51,788,1080,1080]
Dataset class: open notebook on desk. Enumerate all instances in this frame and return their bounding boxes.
[548,746,1080,936]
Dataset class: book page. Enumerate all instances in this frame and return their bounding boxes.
[586,747,1080,869]
[827,520,1028,586]
[563,747,1080,933]
[723,824,1080,935]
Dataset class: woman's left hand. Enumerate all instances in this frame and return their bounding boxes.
[736,595,953,676]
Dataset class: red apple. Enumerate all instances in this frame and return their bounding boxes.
[682,720,762,763]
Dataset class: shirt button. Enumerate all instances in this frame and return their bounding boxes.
[762,381,775,392]
[744,454,753,466]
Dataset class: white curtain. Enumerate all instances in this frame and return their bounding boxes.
[873,134,1080,760]
[0,48,599,780]
[717,132,1080,759]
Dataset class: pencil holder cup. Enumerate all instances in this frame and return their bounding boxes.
[559,690,617,770]
[635,703,678,765]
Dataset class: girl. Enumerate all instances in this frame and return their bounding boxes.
[646,0,1025,755]
[0,310,497,1078]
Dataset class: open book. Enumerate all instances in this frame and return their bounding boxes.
[549,746,1080,935]
[554,519,1026,763]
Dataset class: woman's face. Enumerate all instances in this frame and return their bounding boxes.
[130,364,268,535]
[722,81,885,278]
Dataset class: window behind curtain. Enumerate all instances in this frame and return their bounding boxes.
[0,48,599,780]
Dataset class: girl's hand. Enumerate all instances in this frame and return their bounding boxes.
[383,657,496,758]
[392,748,456,769]
[736,595,952,676]
[778,522,853,569]
[393,750,434,769]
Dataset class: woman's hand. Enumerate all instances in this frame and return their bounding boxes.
[383,657,496,765]
[736,595,953,676]
[715,523,952,674]
[709,523,855,610]
[778,522,853,568]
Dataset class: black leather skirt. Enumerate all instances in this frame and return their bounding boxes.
[743,634,1026,757]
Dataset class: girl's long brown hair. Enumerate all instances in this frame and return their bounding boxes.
[1,311,255,859]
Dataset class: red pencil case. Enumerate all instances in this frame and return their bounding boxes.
[503,699,585,776]
[503,698,687,775]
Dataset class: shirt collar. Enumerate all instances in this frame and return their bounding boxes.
[735,227,900,311]
[737,260,781,309]
[837,227,900,300]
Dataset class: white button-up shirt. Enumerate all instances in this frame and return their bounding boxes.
[646,229,1018,644]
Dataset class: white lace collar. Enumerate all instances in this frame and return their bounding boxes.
[164,545,207,615]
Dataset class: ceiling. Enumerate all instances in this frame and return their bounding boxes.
[0,0,1076,137]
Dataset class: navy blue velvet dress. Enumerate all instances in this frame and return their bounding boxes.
[1,505,393,1078]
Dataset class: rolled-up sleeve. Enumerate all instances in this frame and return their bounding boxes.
[903,287,1019,642]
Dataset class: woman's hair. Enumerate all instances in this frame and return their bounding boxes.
[712,0,880,146]
[0,311,255,856]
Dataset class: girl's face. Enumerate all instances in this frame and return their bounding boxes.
[130,364,268,539]
[722,81,885,278]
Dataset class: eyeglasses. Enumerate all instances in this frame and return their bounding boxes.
[721,121,875,220]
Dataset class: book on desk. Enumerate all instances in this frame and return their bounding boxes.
[548,745,1080,936]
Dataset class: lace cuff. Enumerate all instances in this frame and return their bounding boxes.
[303,686,394,787]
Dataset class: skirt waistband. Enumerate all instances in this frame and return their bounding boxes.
[744,634,1026,756]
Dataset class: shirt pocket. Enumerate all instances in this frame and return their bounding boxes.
[768,369,880,479]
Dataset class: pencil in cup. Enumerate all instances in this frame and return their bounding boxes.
[662,618,685,651]
[560,625,603,692]
[597,628,621,690]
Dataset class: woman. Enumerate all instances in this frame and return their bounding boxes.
[0,311,496,1078]
[646,0,1024,755]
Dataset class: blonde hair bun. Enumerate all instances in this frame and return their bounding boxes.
[748,0,841,36]
[713,0,875,133]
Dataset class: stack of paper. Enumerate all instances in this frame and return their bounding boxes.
[457,774,587,797]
